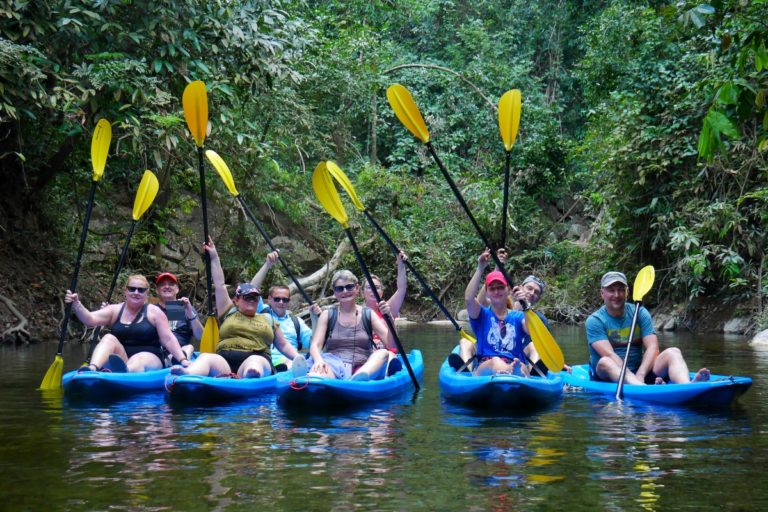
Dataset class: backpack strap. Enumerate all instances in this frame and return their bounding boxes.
[290,314,302,350]
[323,307,338,351]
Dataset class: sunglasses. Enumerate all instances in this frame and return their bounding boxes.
[240,294,260,303]
[333,283,357,293]
[127,286,148,293]
[271,297,290,304]
[498,319,507,338]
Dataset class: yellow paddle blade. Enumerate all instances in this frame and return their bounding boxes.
[182,80,208,147]
[91,119,112,181]
[386,84,430,144]
[498,89,522,151]
[132,170,159,221]
[459,329,477,344]
[525,310,565,372]
[632,265,655,302]
[39,354,63,390]
[199,316,219,353]
[325,161,365,211]
[312,162,349,228]
[205,150,240,196]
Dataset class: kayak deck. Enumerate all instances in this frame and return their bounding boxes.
[62,367,170,401]
[276,350,423,410]
[439,348,563,410]
[164,372,279,405]
[560,364,752,407]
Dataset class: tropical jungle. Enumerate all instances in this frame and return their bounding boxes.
[0,0,766,345]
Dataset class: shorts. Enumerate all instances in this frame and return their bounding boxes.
[217,349,273,374]
[591,368,660,384]
[307,353,363,380]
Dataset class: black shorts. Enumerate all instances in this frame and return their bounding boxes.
[217,349,274,373]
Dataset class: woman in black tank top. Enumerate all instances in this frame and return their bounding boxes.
[65,275,189,373]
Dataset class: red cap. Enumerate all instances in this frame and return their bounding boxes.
[155,272,179,285]
[485,270,508,287]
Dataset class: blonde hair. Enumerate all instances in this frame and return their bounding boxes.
[124,274,150,288]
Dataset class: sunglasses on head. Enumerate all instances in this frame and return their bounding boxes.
[127,286,147,293]
[271,297,290,304]
[333,283,357,293]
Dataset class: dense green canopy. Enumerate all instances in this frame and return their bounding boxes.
[1,0,765,331]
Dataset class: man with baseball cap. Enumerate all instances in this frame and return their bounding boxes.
[155,272,202,363]
[586,270,710,384]
[461,248,536,377]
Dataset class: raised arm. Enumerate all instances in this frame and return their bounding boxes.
[386,251,408,317]
[465,249,491,320]
[205,237,234,316]
[250,250,279,290]
[65,290,117,327]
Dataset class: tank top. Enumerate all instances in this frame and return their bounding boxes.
[110,303,162,358]
[325,309,373,369]
[216,308,274,359]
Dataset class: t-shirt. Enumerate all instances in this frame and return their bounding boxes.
[585,303,655,375]
[469,306,528,361]
[260,306,312,364]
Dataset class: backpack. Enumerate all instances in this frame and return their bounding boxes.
[324,306,373,350]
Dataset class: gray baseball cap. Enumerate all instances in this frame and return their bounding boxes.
[600,271,627,288]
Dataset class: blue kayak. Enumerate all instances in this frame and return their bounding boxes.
[164,372,279,405]
[276,350,424,410]
[559,364,752,407]
[63,367,170,401]
[438,348,563,410]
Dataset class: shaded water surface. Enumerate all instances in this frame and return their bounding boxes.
[2,325,767,511]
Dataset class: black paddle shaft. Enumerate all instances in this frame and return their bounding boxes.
[426,142,514,286]
[615,301,642,399]
[197,147,215,317]
[501,150,511,249]
[236,196,314,306]
[56,180,98,355]
[87,220,137,354]
[345,228,420,390]
[362,210,463,333]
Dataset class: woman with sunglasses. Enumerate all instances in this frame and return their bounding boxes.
[464,248,532,377]
[292,270,394,381]
[171,237,301,378]
[65,275,189,373]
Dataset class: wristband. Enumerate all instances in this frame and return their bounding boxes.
[186,314,198,321]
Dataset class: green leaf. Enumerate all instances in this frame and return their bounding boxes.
[717,82,739,105]
[707,110,740,139]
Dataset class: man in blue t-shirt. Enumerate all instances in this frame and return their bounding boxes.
[251,251,320,369]
[586,271,710,384]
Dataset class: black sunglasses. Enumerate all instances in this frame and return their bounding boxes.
[333,283,357,293]
[271,297,290,303]
[127,286,148,293]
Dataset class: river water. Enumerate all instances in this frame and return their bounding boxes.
[1,324,767,511]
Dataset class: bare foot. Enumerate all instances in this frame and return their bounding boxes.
[170,365,187,375]
[510,359,530,377]
[692,368,710,382]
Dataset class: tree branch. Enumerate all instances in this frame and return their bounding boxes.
[382,64,496,112]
